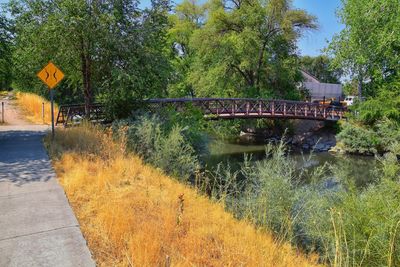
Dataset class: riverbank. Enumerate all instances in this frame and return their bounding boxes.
[111,114,400,266]
[18,92,400,266]
[44,125,318,266]
[239,120,337,153]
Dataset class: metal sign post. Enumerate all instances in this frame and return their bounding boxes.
[37,61,65,140]
[1,102,4,124]
[50,90,55,139]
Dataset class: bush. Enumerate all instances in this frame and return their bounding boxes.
[152,125,199,180]
[337,120,400,155]
[331,178,400,266]
[112,113,400,266]
[354,85,400,125]
[210,141,400,266]
[337,123,380,155]
[240,143,296,240]
[338,79,400,155]
[113,114,200,181]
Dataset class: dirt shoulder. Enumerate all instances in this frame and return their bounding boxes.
[0,92,31,126]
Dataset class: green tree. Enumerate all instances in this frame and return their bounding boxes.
[167,0,206,97]
[187,0,317,98]
[0,12,13,90]
[9,0,171,117]
[300,55,342,84]
[9,0,101,105]
[98,0,173,118]
[328,0,400,98]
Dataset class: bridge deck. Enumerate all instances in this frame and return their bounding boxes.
[56,98,346,126]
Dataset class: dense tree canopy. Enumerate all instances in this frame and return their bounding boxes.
[3,0,318,113]
[0,13,13,90]
[185,0,318,98]
[328,0,400,97]
[7,0,171,117]
[167,0,206,97]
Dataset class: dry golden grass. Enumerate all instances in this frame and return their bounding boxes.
[46,125,320,267]
[16,91,58,124]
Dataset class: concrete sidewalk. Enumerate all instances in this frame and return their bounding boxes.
[0,126,95,267]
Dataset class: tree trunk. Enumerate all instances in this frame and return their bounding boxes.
[81,39,92,118]
[357,72,363,100]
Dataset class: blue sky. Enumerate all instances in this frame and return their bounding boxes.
[0,0,344,56]
[293,0,344,56]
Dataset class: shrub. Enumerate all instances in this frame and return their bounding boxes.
[211,141,400,266]
[336,120,400,155]
[331,178,400,266]
[375,120,400,151]
[240,143,296,240]
[152,125,199,180]
[113,114,200,181]
[337,123,380,155]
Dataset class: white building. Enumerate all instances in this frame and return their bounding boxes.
[301,70,343,100]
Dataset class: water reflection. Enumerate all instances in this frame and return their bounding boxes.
[204,141,378,188]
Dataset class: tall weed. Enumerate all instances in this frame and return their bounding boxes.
[113,115,200,181]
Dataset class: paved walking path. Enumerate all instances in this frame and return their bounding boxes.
[0,96,94,266]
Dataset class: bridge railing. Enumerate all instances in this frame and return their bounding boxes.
[147,98,346,120]
[56,98,347,126]
[56,103,106,126]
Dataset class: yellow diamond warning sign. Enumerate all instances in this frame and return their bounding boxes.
[37,62,65,89]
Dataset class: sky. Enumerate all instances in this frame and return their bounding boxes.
[0,0,344,56]
[293,0,344,56]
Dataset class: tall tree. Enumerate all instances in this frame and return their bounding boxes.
[328,0,400,98]
[0,12,13,90]
[167,0,206,97]
[300,55,342,84]
[9,0,100,107]
[187,0,317,98]
[97,0,173,118]
[9,0,172,117]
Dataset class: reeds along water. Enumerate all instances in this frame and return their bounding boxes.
[118,115,400,266]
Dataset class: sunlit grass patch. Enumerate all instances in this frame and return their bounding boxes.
[45,125,319,266]
[16,91,58,124]
[0,90,9,97]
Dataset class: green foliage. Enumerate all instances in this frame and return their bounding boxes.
[300,55,342,83]
[209,141,400,265]
[8,0,171,108]
[239,142,296,239]
[328,0,400,96]
[168,0,317,98]
[0,12,13,90]
[161,104,210,154]
[167,0,206,97]
[342,79,359,96]
[354,83,400,125]
[152,125,199,179]
[337,120,400,155]
[113,114,200,181]
[337,77,400,154]
[331,179,400,266]
[337,123,380,155]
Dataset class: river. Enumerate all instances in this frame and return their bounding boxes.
[204,140,378,188]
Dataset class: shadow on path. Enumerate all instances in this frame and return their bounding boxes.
[0,128,95,267]
[0,131,54,186]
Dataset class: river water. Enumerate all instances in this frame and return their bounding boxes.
[204,141,378,188]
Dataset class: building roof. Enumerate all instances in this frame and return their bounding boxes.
[301,70,321,83]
